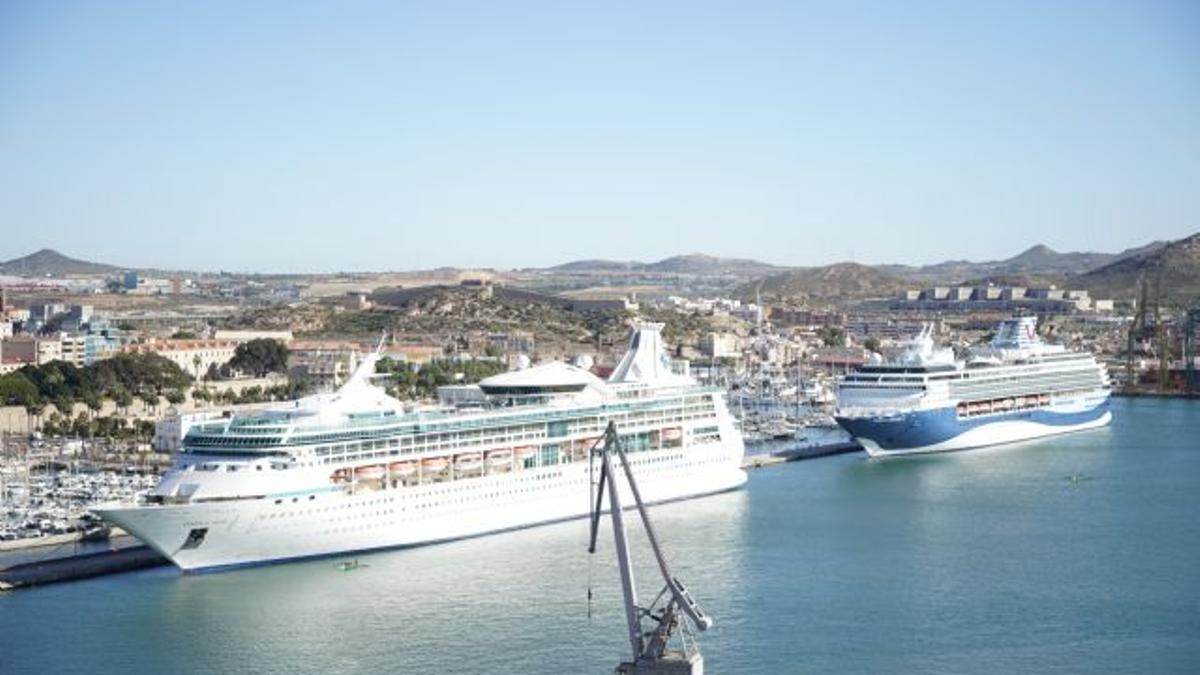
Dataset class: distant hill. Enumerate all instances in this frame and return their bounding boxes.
[548,259,639,272]
[1076,232,1200,304]
[641,253,782,276]
[0,249,120,277]
[548,253,781,277]
[740,262,910,302]
[881,241,1168,283]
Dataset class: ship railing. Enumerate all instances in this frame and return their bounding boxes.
[835,404,922,418]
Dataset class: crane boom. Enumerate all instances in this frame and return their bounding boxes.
[588,422,709,675]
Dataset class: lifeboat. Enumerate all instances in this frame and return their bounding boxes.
[422,457,449,472]
[514,445,538,460]
[487,449,513,467]
[330,469,352,483]
[662,428,683,442]
[388,461,416,477]
[355,465,386,480]
[455,453,483,472]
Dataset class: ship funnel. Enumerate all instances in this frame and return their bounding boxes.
[608,323,691,385]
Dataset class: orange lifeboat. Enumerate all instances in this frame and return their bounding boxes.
[487,449,513,467]
[388,461,416,477]
[422,456,449,472]
[514,445,538,460]
[355,465,386,480]
[662,428,683,442]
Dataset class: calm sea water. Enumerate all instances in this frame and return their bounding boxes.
[2,397,1197,674]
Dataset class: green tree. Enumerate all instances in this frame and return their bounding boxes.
[0,372,41,409]
[228,339,290,377]
[818,326,846,348]
[863,337,881,353]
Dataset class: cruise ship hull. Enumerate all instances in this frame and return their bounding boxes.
[95,441,745,572]
[836,399,1111,458]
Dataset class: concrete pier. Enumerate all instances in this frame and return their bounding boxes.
[0,546,167,591]
[741,440,861,470]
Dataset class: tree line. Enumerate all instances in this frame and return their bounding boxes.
[0,353,193,415]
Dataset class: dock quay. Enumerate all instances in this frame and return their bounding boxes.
[0,545,167,591]
[740,440,861,470]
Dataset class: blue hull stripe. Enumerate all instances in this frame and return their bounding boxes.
[835,400,1109,451]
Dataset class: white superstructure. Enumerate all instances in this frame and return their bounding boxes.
[95,324,746,571]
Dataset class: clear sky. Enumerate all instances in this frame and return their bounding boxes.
[1,1,1197,272]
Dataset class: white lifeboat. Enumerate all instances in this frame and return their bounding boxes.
[455,453,483,472]
[487,449,513,467]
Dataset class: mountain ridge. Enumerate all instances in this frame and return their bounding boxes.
[0,249,121,276]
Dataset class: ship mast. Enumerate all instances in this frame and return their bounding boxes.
[588,422,711,675]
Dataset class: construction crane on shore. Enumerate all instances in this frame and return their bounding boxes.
[1185,307,1200,394]
[588,422,712,675]
[1125,274,1170,392]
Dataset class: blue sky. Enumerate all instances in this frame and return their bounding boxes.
[1,1,1197,272]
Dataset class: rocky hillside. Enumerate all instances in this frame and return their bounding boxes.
[1076,232,1200,304]
[880,241,1166,283]
[740,262,909,302]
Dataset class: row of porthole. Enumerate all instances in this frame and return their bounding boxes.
[291,461,732,530]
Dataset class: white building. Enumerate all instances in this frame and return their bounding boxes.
[124,339,239,378]
[214,330,295,342]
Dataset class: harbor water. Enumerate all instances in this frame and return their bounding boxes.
[1,397,1197,673]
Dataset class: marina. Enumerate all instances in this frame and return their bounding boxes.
[1,397,1196,673]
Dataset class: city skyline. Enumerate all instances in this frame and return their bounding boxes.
[2,1,1197,272]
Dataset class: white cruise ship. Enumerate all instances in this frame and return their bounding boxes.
[95,324,747,572]
[835,317,1111,457]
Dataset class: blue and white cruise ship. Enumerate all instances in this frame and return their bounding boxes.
[835,317,1111,457]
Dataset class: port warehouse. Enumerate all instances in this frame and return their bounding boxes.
[891,286,1114,313]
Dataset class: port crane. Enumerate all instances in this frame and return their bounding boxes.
[588,422,712,675]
